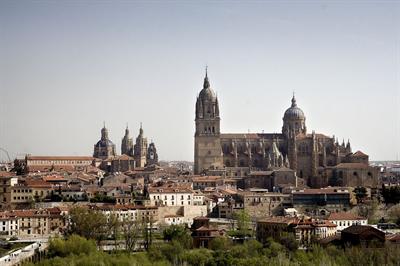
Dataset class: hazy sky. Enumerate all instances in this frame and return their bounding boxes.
[0,1,399,161]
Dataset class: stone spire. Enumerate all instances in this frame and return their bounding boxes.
[203,66,210,89]
[139,122,143,136]
[291,92,297,107]
[101,122,109,140]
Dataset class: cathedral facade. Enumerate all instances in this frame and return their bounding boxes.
[120,124,159,167]
[93,124,159,169]
[194,72,376,188]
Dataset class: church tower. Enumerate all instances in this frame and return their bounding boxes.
[121,125,134,156]
[93,123,116,160]
[146,142,159,166]
[282,95,307,137]
[194,69,223,174]
[134,124,148,167]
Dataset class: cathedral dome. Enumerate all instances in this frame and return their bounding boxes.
[283,96,305,120]
[199,87,216,102]
[199,72,217,102]
[96,139,115,148]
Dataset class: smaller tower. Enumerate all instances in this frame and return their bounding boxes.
[346,139,352,153]
[121,125,134,156]
[134,123,148,167]
[147,141,159,166]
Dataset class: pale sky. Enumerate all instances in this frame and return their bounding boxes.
[0,1,399,161]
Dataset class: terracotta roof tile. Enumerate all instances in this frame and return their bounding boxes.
[328,212,366,221]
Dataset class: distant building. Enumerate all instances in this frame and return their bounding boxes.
[121,126,134,157]
[193,70,375,188]
[93,124,116,160]
[121,124,159,168]
[341,225,385,247]
[148,185,194,206]
[327,212,367,231]
[146,142,159,166]
[191,216,224,248]
[134,124,148,168]
[291,187,351,214]
[25,155,94,173]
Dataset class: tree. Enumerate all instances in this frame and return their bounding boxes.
[48,235,96,258]
[121,217,143,252]
[162,224,192,247]
[357,199,378,223]
[278,232,299,251]
[389,204,400,225]
[233,209,251,237]
[209,236,231,251]
[354,187,367,204]
[68,206,108,244]
[382,185,400,205]
[182,248,213,266]
[108,213,120,250]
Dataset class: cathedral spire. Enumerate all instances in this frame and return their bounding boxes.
[291,93,297,107]
[203,66,210,89]
[125,123,129,136]
[101,122,108,140]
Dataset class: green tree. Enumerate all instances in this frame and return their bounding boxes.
[209,236,231,251]
[354,186,367,204]
[389,203,400,225]
[162,224,192,248]
[68,206,108,244]
[382,185,400,204]
[48,234,96,258]
[233,209,251,237]
[121,217,143,252]
[182,248,213,266]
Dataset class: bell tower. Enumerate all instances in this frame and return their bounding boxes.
[194,69,223,174]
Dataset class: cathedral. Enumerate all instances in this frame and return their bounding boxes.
[93,123,159,169]
[194,71,377,188]
[93,124,117,160]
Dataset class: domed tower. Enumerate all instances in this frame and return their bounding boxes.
[121,125,133,156]
[194,69,223,174]
[93,123,116,160]
[282,94,307,137]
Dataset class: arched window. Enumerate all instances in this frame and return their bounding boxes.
[225,160,231,167]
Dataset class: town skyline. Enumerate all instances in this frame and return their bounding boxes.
[1,2,399,161]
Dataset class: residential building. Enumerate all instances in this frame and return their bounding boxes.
[327,212,368,231]
[148,186,194,206]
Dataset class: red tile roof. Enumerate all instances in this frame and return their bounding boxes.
[351,151,368,157]
[27,156,94,161]
[328,212,366,221]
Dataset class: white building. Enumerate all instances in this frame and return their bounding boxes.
[0,212,19,236]
[148,186,194,206]
[164,215,185,226]
[327,212,367,231]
